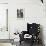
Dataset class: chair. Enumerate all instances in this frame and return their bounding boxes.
[19,23,40,46]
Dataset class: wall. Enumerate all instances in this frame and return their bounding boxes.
[0,0,8,3]
[9,0,45,40]
[8,0,46,46]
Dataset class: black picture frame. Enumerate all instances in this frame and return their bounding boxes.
[17,9,24,18]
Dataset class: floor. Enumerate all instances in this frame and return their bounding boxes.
[0,42,43,46]
[0,43,14,46]
[0,40,43,46]
[19,41,43,46]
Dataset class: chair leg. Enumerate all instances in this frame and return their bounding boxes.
[30,39,34,46]
[20,41,21,45]
[30,42,34,46]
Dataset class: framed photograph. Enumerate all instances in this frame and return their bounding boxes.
[17,9,24,18]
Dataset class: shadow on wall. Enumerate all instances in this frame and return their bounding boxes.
[40,25,45,46]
